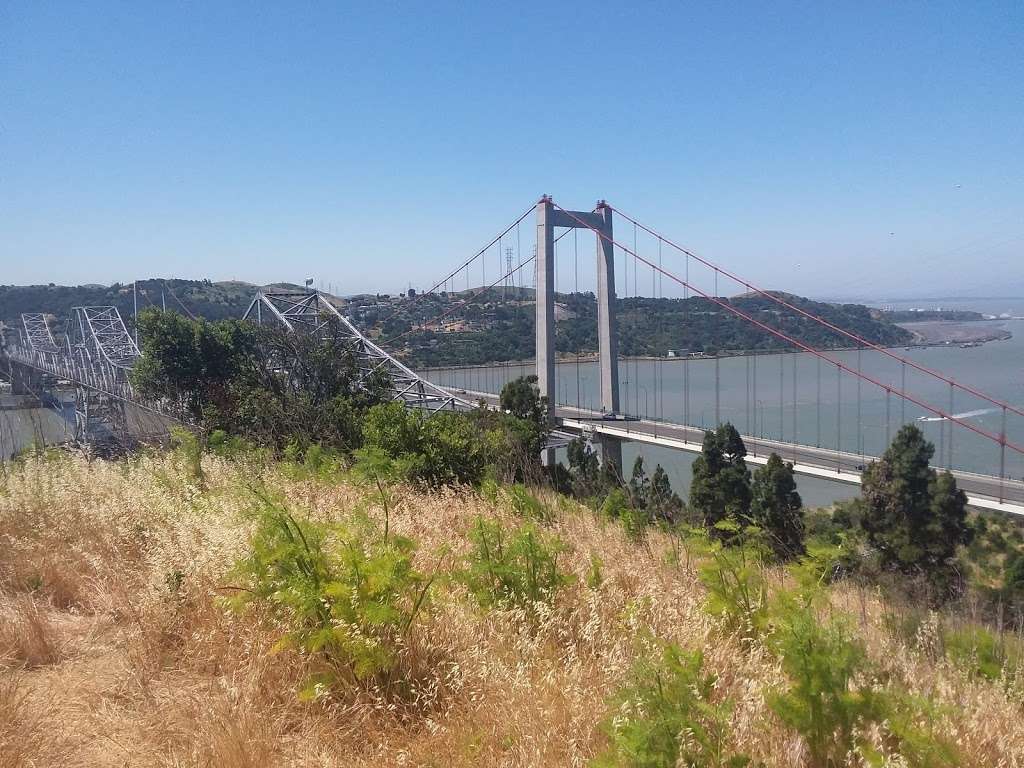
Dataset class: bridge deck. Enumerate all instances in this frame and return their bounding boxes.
[455,388,1024,516]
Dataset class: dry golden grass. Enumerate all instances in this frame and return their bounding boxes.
[0,450,1022,766]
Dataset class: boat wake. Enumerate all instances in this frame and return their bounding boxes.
[918,408,998,423]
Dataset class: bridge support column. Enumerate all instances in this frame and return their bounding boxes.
[594,201,622,474]
[536,196,622,472]
[536,197,557,466]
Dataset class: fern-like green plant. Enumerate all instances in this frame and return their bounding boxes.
[231,497,434,698]
[767,595,884,768]
[461,516,572,612]
[697,537,770,638]
[594,643,752,768]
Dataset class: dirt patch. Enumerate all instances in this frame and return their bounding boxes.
[897,320,1011,345]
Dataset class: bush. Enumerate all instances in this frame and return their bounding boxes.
[362,403,488,487]
[697,534,770,638]
[595,643,752,767]
[231,497,434,697]
[768,597,885,768]
[461,516,572,612]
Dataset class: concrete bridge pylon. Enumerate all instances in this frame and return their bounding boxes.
[535,196,621,472]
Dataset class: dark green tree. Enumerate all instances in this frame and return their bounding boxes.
[627,456,651,510]
[566,437,614,498]
[688,423,751,539]
[649,464,685,522]
[500,375,547,424]
[860,424,971,594]
[750,453,804,561]
[131,308,259,420]
[498,375,550,459]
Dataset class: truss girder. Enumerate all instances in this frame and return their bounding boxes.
[73,306,141,370]
[20,313,60,354]
[243,290,474,413]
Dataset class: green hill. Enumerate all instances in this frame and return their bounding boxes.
[0,279,309,335]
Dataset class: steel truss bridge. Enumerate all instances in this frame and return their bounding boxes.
[2,290,562,452]
[3,195,1022,514]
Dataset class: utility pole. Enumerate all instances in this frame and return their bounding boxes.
[133,280,138,345]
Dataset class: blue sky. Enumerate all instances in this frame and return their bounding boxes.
[2,2,1022,299]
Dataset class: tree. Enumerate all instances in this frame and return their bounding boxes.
[750,453,804,560]
[649,464,685,522]
[498,375,550,459]
[860,424,971,595]
[131,308,259,420]
[627,456,651,510]
[688,423,751,539]
[566,437,612,498]
[500,375,547,425]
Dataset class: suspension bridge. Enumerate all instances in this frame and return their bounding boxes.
[2,195,1022,514]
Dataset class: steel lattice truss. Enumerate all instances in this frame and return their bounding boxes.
[243,290,474,412]
[72,306,141,369]
[4,306,177,445]
[20,313,60,354]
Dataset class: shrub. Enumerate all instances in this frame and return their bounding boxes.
[600,487,652,541]
[231,497,434,697]
[768,596,885,768]
[362,403,488,487]
[943,624,1021,681]
[170,427,204,485]
[461,516,572,612]
[697,534,769,638]
[504,483,552,522]
[595,643,752,767]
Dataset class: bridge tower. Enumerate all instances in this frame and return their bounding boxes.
[536,196,621,471]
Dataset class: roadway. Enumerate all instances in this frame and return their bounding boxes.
[454,388,1024,516]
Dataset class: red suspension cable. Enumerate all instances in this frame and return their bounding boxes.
[609,203,1024,421]
[550,200,1022,456]
[383,253,537,347]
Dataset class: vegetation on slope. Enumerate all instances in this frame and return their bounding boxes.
[2,310,1021,765]
[1,444,1023,766]
[389,291,912,367]
[0,279,271,328]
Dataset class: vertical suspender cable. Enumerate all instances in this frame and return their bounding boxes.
[948,382,954,469]
[779,353,784,442]
[816,356,822,447]
[684,252,690,434]
[857,346,863,459]
[836,364,842,471]
[574,228,581,410]
[999,406,1007,503]
[901,361,906,429]
[886,388,891,447]
[746,354,751,437]
[658,237,663,423]
[715,269,720,426]
[792,352,798,461]
[633,223,639,418]
[753,351,758,446]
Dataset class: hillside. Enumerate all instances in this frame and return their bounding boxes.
[0,279,307,330]
[0,280,914,366]
[385,290,913,367]
[1,449,1021,766]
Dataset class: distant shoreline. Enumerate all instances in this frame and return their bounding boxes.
[415,324,1016,372]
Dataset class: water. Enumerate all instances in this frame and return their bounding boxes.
[424,319,1024,507]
